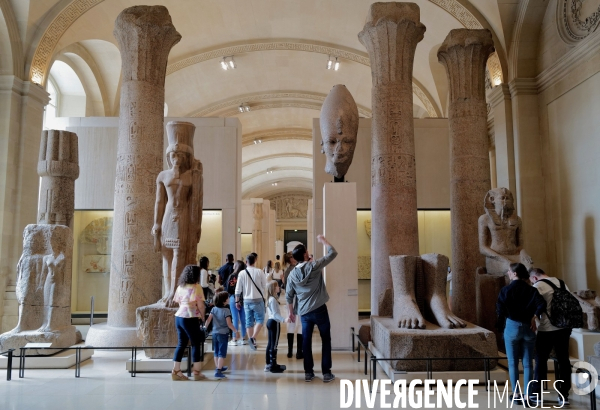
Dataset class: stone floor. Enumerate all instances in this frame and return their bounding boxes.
[0,333,597,410]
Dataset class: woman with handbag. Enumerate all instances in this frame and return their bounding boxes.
[172,265,206,381]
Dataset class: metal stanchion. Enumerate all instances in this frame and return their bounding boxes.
[75,347,81,378]
[90,296,95,327]
[131,347,135,377]
[6,349,14,381]
[364,349,367,375]
[19,348,25,378]
[357,342,361,362]
[351,327,355,353]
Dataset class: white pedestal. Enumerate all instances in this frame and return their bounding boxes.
[0,345,94,369]
[323,182,358,350]
[569,328,600,360]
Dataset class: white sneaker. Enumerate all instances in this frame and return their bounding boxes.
[238,339,248,346]
[228,339,238,346]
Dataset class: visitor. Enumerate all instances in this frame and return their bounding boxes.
[496,263,546,402]
[234,253,267,350]
[286,235,338,383]
[204,291,237,379]
[172,265,206,381]
[282,252,302,358]
[265,260,274,278]
[217,253,235,286]
[528,268,574,406]
[265,280,288,373]
[225,260,248,346]
[273,262,283,291]
[199,256,210,300]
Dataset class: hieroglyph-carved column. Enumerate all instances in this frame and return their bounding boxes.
[359,2,425,316]
[438,29,494,323]
[37,130,79,227]
[108,6,181,328]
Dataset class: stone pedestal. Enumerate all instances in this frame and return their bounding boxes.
[438,29,495,323]
[323,182,358,349]
[570,328,600,360]
[476,267,506,349]
[371,316,497,371]
[0,327,77,356]
[89,6,180,346]
[358,2,425,316]
[136,303,178,359]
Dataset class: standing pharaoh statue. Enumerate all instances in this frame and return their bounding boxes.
[319,84,359,182]
[478,187,533,275]
[152,121,203,307]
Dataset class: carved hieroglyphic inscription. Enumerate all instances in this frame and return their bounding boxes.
[371,154,416,188]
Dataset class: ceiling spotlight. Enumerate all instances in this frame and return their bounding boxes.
[221,56,236,70]
[266,168,274,174]
[327,56,339,71]
[253,139,262,144]
[239,103,250,113]
[271,182,278,186]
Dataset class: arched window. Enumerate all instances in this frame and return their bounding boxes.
[43,77,59,130]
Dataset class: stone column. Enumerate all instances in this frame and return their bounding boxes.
[438,29,494,323]
[358,2,425,316]
[37,130,79,227]
[88,6,180,346]
[251,199,263,267]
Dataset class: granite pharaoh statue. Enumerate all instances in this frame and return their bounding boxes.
[319,84,359,182]
[152,121,203,307]
[478,187,533,274]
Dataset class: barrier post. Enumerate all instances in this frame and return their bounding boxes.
[6,349,14,381]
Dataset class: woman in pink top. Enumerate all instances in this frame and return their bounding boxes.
[172,265,206,381]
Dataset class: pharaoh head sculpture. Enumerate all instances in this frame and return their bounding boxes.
[320,84,359,181]
[166,121,195,169]
[484,187,515,220]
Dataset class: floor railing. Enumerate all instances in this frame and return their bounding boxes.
[2,341,206,380]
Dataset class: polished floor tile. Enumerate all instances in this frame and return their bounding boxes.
[1,336,598,409]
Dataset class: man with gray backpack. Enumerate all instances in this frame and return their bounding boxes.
[528,268,583,406]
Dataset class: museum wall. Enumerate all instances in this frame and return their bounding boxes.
[240,199,274,265]
[535,0,600,290]
[312,117,451,259]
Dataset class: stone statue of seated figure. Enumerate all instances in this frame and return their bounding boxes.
[478,187,533,275]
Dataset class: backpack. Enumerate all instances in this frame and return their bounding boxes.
[540,279,584,329]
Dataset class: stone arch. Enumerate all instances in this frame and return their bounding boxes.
[0,0,23,77]
[508,0,550,80]
[168,40,440,117]
[26,0,105,85]
[57,42,111,115]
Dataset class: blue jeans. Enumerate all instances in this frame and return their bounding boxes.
[213,333,229,358]
[504,318,536,395]
[301,304,332,375]
[244,299,265,328]
[229,295,246,338]
[173,316,202,363]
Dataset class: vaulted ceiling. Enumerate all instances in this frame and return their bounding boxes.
[18,0,513,199]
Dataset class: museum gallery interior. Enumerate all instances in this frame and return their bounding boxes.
[0,0,599,409]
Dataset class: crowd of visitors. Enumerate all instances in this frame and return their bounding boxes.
[497,263,581,406]
[170,235,338,383]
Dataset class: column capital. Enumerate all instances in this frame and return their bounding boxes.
[114,5,181,86]
[508,78,538,97]
[358,2,425,87]
[438,29,494,103]
[487,83,511,109]
[21,81,50,107]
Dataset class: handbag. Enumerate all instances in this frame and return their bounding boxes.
[245,268,265,306]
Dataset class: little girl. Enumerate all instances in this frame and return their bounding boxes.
[204,291,237,378]
[265,280,287,373]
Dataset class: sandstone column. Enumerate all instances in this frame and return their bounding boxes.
[251,200,263,267]
[87,6,180,346]
[438,29,494,322]
[37,130,79,227]
[359,3,425,316]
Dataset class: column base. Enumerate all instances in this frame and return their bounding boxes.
[85,323,140,347]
